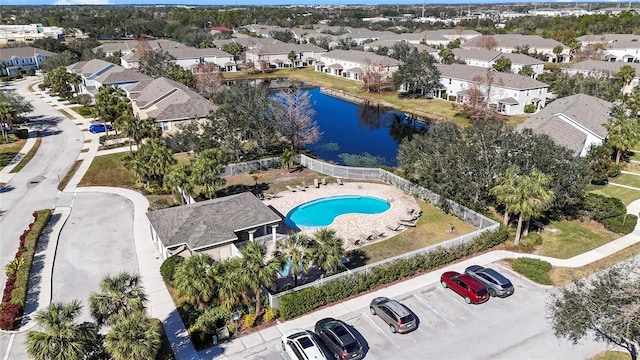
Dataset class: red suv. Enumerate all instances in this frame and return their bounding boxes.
[440,271,490,304]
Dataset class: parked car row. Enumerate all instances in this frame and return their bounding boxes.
[441,265,514,304]
[282,265,513,360]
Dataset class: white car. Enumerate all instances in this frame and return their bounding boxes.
[281,328,327,360]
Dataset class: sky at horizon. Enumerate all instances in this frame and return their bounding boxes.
[2,0,639,7]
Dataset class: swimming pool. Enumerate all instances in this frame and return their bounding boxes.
[285,195,391,230]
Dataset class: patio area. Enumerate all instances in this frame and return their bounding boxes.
[263,180,418,249]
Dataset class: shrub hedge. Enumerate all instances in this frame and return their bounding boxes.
[0,210,51,330]
[278,227,509,320]
[510,258,553,285]
[160,255,184,286]
[581,193,626,221]
[603,214,638,234]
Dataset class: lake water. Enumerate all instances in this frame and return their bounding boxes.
[302,87,427,167]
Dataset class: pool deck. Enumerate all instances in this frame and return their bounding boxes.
[263,180,418,248]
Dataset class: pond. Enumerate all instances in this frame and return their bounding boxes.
[300,87,428,167]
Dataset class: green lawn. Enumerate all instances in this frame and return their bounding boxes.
[350,201,476,265]
[610,174,640,188]
[591,351,631,360]
[10,136,41,173]
[591,185,640,206]
[174,152,194,166]
[0,135,26,171]
[539,219,620,259]
[79,153,137,188]
[623,161,640,173]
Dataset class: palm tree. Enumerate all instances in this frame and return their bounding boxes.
[192,148,227,199]
[511,170,555,245]
[210,257,245,310]
[173,253,216,309]
[89,272,148,327]
[238,242,283,318]
[490,165,521,226]
[605,109,640,164]
[276,233,313,287]
[26,300,100,360]
[119,114,158,151]
[280,149,294,172]
[311,228,345,275]
[164,165,195,204]
[618,65,636,93]
[0,101,16,142]
[105,310,162,360]
[92,86,130,137]
[438,48,455,65]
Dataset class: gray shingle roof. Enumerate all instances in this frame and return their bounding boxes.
[452,48,500,62]
[436,64,548,90]
[518,93,613,154]
[129,77,217,122]
[95,67,151,84]
[568,60,640,74]
[146,192,281,250]
[67,59,114,77]
[499,52,543,65]
[321,49,402,66]
[0,46,56,59]
[255,42,326,56]
[462,34,566,50]
[165,47,233,60]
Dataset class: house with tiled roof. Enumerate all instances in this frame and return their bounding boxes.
[565,60,640,93]
[147,192,283,260]
[0,46,56,77]
[126,77,217,134]
[518,94,612,157]
[462,34,570,62]
[94,39,186,57]
[452,48,544,77]
[120,44,237,72]
[315,49,402,81]
[67,59,151,95]
[245,42,327,69]
[436,64,549,115]
[363,40,437,57]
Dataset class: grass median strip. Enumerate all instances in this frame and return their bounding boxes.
[10,135,41,173]
[58,160,83,191]
[0,135,25,171]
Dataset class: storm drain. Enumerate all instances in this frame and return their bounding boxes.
[27,176,45,188]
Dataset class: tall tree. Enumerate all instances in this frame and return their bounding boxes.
[238,242,282,318]
[311,228,345,275]
[173,254,216,309]
[210,257,245,310]
[272,90,320,151]
[164,164,195,204]
[117,114,158,151]
[92,86,130,137]
[104,310,161,360]
[89,272,148,327]
[552,44,565,62]
[193,62,224,98]
[123,139,176,188]
[26,301,100,360]
[518,65,535,78]
[191,148,227,199]
[276,233,313,287]
[41,66,81,100]
[510,169,555,244]
[492,56,512,73]
[280,149,294,173]
[548,262,640,360]
[438,48,455,65]
[617,65,636,93]
[138,49,176,78]
[166,64,196,88]
[392,50,441,98]
[604,106,640,164]
[490,165,521,226]
[0,102,16,142]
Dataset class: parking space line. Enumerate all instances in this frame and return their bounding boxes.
[412,294,455,327]
[436,288,476,313]
[272,344,287,360]
[362,313,402,350]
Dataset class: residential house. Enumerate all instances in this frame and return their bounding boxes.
[126,77,217,134]
[0,23,64,46]
[121,45,237,72]
[244,42,327,69]
[565,60,640,93]
[451,48,544,77]
[67,59,150,95]
[363,40,437,57]
[518,93,612,157]
[462,34,570,62]
[436,64,549,115]
[94,39,186,57]
[146,192,282,260]
[316,49,402,81]
[0,46,56,76]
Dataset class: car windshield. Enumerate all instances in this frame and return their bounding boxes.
[298,337,314,349]
[474,288,488,296]
[500,282,513,289]
[344,341,361,353]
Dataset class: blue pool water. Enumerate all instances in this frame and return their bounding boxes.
[285,195,390,230]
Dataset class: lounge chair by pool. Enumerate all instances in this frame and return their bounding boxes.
[386,224,401,232]
[314,179,319,188]
[337,178,344,185]
[296,185,306,192]
[286,185,296,192]
[322,178,327,186]
[372,230,384,238]
[398,220,416,227]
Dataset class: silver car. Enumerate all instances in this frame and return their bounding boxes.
[369,297,417,333]
[464,265,514,298]
[281,328,328,360]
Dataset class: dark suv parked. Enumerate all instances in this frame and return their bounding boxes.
[314,318,364,360]
[369,297,417,333]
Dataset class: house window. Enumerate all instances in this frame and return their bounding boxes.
[161,122,172,131]
[448,79,452,85]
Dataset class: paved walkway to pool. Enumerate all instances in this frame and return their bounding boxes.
[263,181,418,248]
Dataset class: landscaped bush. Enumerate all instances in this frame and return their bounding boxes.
[582,193,626,221]
[448,95,457,101]
[242,314,256,328]
[264,307,278,322]
[151,318,176,360]
[0,210,51,330]
[74,94,93,106]
[608,164,622,178]
[519,232,542,251]
[524,104,536,113]
[77,106,93,116]
[278,227,508,319]
[510,258,552,285]
[160,255,184,286]
[13,129,28,140]
[603,214,638,234]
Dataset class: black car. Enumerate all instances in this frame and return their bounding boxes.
[314,318,364,360]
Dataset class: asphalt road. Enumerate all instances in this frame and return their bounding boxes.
[234,266,605,360]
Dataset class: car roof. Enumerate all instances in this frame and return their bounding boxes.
[459,274,487,291]
[283,330,325,359]
[324,320,356,345]
[466,265,484,273]
[477,268,512,285]
[379,299,411,317]
[283,328,311,340]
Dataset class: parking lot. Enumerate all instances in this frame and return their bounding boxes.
[227,265,604,360]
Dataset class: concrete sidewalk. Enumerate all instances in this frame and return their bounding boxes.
[213,199,640,359]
